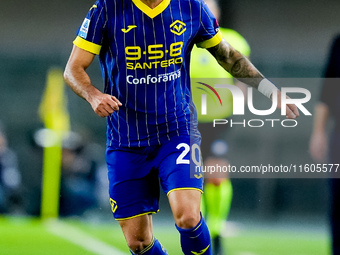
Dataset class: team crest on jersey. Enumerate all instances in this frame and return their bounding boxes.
[110,198,118,213]
[79,18,90,39]
[170,20,186,36]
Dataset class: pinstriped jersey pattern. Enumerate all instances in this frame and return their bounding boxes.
[74,0,222,147]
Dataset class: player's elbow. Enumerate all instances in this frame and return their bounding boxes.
[63,67,70,85]
[63,63,74,87]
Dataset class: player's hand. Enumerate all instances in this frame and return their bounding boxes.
[274,90,300,119]
[90,92,122,117]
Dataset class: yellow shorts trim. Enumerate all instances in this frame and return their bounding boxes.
[73,36,102,55]
[196,30,223,49]
[115,210,159,221]
[167,187,203,197]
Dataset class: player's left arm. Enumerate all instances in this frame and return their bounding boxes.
[208,38,299,119]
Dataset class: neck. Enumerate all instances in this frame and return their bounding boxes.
[140,0,163,9]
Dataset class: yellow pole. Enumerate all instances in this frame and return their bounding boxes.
[40,131,63,219]
[39,68,70,219]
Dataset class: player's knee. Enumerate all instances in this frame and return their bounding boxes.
[175,211,201,229]
[127,237,152,254]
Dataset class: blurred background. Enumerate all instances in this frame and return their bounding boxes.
[1,0,339,254]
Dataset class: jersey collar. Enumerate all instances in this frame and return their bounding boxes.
[132,0,171,18]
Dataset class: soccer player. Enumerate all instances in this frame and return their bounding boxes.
[190,0,250,253]
[64,0,299,254]
[309,35,340,255]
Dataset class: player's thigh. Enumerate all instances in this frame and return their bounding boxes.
[168,189,202,228]
[157,136,203,228]
[157,136,203,196]
[106,147,160,220]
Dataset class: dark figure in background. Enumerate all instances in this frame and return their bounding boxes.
[30,129,99,217]
[310,35,340,255]
[0,123,22,214]
[59,132,98,217]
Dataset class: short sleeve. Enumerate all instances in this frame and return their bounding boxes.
[73,0,108,55]
[195,1,222,49]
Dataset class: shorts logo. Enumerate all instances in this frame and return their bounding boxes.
[194,174,203,179]
[110,198,118,213]
[170,20,186,36]
[79,18,90,39]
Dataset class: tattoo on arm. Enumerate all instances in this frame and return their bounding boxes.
[208,39,264,89]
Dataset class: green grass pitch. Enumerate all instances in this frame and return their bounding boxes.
[0,216,329,255]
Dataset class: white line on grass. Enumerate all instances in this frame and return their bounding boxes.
[45,220,129,255]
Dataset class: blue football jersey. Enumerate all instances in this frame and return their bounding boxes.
[73,0,222,147]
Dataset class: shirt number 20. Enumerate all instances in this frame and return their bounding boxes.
[176,143,202,166]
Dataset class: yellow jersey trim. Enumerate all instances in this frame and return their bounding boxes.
[132,0,171,19]
[115,210,158,221]
[73,36,101,55]
[196,30,223,49]
[167,188,203,197]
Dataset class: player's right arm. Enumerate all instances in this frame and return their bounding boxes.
[208,39,299,119]
[64,45,122,118]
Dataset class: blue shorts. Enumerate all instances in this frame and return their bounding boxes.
[106,135,203,220]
